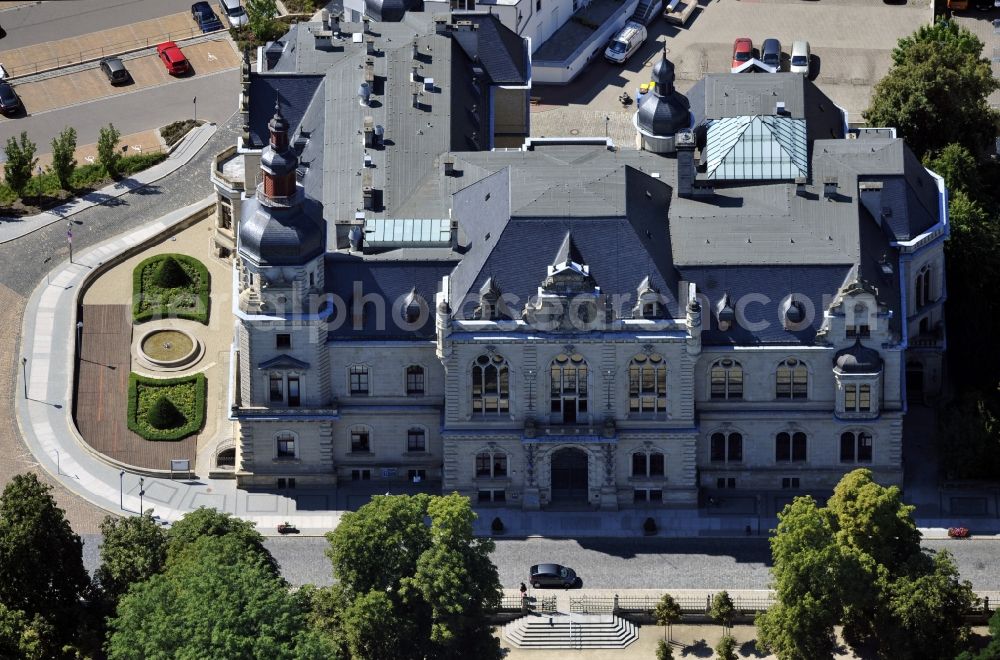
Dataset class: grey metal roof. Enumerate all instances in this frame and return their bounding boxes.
[451,15,528,85]
[238,193,326,267]
[248,73,325,147]
[636,55,691,137]
[703,116,807,180]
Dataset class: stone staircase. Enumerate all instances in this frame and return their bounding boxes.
[503,614,639,649]
[631,0,661,25]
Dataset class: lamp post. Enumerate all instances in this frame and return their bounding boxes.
[20,357,27,399]
[67,222,73,264]
[55,449,60,475]
[119,470,125,510]
[193,96,197,122]
[76,321,83,357]
[605,115,610,138]
[139,476,145,515]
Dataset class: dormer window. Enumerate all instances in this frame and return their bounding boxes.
[847,303,871,338]
[402,289,423,324]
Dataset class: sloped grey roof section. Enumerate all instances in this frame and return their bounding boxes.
[703,116,807,180]
[239,195,326,267]
[451,15,528,85]
[248,74,325,147]
[702,74,806,119]
[834,339,882,373]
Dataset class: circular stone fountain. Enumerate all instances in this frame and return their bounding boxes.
[137,327,202,370]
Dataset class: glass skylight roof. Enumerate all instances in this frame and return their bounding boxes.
[703,115,808,181]
[364,218,452,247]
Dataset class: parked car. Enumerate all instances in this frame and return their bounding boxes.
[731,37,753,71]
[0,79,21,114]
[99,56,131,85]
[156,41,190,75]
[191,1,223,32]
[604,21,647,64]
[218,0,248,27]
[790,40,810,75]
[761,38,781,70]
[529,564,579,589]
[0,63,8,80]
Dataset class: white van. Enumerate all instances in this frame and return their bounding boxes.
[604,22,647,64]
[218,0,248,27]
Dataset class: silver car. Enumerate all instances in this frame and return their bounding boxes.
[790,40,810,75]
[218,0,248,27]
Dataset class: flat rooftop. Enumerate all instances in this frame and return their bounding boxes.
[533,0,628,62]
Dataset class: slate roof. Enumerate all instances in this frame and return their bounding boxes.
[451,16,528,85]
[247,74,325,148]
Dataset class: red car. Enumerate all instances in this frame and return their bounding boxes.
[157,41,190,75]
[731,37,753,71]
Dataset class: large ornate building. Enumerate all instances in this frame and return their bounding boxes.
[211,9,947,509]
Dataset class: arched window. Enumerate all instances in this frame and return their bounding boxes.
[840,431,873,463]
[275,431,297,459]
[629,353,667,413]
[475,450,507,478]
[406,365,425,395]
[407,427,426,452]
[916,265,932,308]
[216,447,236,468]
[349,364,370,395]
[845,384,873,412]
[775,431,807,462]
[471,354,510,415]
[350,426,371,453]
[550,353,588,424]
[710,359,743,400]
[710,431,743,462]
[776,359,808,400]
[631,450,665,477]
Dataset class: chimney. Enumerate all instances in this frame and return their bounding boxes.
[363,116,375,148]
[412,42,419,60]
[374,124,384,148]
[775,101,786,115]
[321,8,330,28]
[823,176,838,200]
[364,59,375,83]
[365,36,376,55]
[358,82,370,107]
[411,65,420,82]
[362,170,375,210]
[443,155,455,176]
[676,129,696,198]
[795,176,807,197]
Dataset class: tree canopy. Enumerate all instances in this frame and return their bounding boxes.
[757,469,976,660]
[0,473,89,641]
[864,19,999,159]
[95,511,168,607]
[166,506,277,572]
[321,494,502,660]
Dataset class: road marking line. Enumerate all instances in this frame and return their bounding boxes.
[207,52,217,61]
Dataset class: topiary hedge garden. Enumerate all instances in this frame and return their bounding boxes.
[132,253,210,324]
[127,372,207,441]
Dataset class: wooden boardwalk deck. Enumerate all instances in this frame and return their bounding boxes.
[74,305,195,470]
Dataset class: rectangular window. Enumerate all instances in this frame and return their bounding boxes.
[775,433,790,462]
[478,489,505,503]
[476,454,491,477]
[277,478,286,489]
[845,385,857,411]
[710,434,725,462]
[407,429,426,452]
[781,477,800,489]
[350,366,369,395]
[791,433,807,462]
[840,434,855,462]
[350,430,370,453]
[493,454,508,477]
[859,385,871,412]
[269,375,284,403]
[649,452,664,476]
[288,478,296,489]
[276,334,291,349]
[858,433,873,462]
[634,488,664,503]
[287,376,300,407]
[728,435,743,462]
[716,478,736,489]
[276,434,295,458]
[408,469,427,482]
[351,469,371,481]
[632,452,647,476]
[406,366,425,395]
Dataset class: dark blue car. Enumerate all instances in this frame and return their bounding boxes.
[191,1,223,32]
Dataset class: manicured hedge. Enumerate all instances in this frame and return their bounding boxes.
[127,372,207,441]
[132,253,210,324]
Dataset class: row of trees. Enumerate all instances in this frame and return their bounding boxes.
[4,123,122,199]
[0,474,503,659]
[865,19,1000,478]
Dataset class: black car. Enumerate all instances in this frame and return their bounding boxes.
[191,1,223,32]
[99,57,131,85]
[0,80,21,114]
[529,564,579,589]
[761,38,781,70]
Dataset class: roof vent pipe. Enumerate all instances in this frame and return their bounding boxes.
[358,82,370,107]
[795,176,807,197]
[823,177,838,200]
[321,8,329,28]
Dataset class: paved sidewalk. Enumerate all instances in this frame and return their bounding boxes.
[0,122,216,243]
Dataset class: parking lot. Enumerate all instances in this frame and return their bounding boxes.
[532,0,933,139]
[3,39,240,118]
[952,9,1000,108]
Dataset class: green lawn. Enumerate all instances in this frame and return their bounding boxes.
[127,372,207,441]
[132,254,211,324]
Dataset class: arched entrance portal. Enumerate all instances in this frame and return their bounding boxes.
[550,448,589,503]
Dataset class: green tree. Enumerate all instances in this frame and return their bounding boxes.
[3,131,37,199]
[939,388,1000,480]
[94,512,168,607]
[864,19,999,159]
[97,123,122,178]
[0,473,89,643]
[922,143,979,195]
[246,0,279,42]
[107,534,318,659]
[341,590,409,660]
[654,593,682,641]
[49,126,77,191]
[324,494,502,660]
[167,506,276,571]
[715,634,738,660]
[154,255,190,288]
[956,609,1000,660]
[0,603,55,660]
[709,590,735,633]
[655,637,673,660]
[147,395,184,429]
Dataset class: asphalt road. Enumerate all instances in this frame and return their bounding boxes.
[78,535,1000,592]
[0,0,196,50]
[0,67,239,155]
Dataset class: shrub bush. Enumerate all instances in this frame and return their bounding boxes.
[132,254,210,324]
[127,372,207,441]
